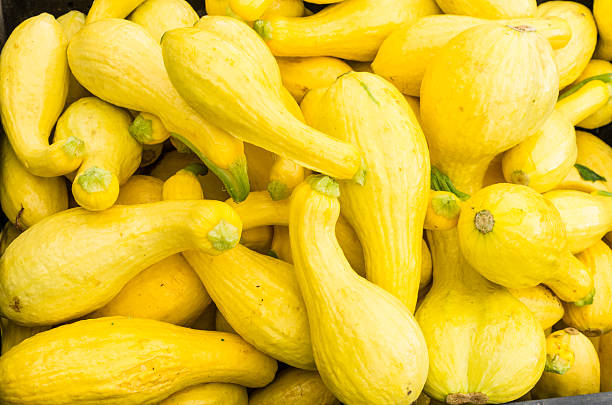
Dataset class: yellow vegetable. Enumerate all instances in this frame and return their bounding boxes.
[245,143,276,192]
[0,222,20,256]
[161,21,364,183]
[290,176,428,404]
[215,309,236,333]
[509,286,565,330]
[424,190,461,231]
[0,138,68,229]
[241,226,274,253]
[594,0,612,60]
[254,0,439,61]
[0,13,84,177]
[67,18,249,202]
[162,164,208,201]
[599,331,612,391]
[159,383,248,405]
[538,1,598,89]
[564,241,612,336]
[0,317,277,404]
[458,183,593,303]
[0,200,241,326]
[372,15,570,96]
[277,56,352,102]
[0,318,49,355]
[502,80,609,193]
[305,72,429,311]
[128,0,199,43]
[225,191,290,230]
[116,175,163,205]
[129,112,172,145]
[261,0,305,18]
[533,328,600,399]
[86,0,147,24]
[571,59,612,129]
[249,368,339,405]
[543,189,612,254]
[420,239,433,290]
[230,0,273,20]
[434,0,536,18]
[141,143,164,167]
[191,303,218,331]
[57,11,90,106]
[54,97,142,211]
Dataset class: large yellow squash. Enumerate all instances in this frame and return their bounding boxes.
[434,0,536,18]
[128,0,199,43]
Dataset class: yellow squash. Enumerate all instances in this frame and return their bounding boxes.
[372,15,570,96]
[458,183,593,303]
[509,286,565,330]
[424,190,461,231]
[557,131,612,193]
[434,0,536,18]
[543,189,612,254]
[0,317,277,405]
[230,0,273,20]
[225,191,290,230]
[564,241,612,336]
[249,368,339,405]
[599,331,612,391]
[161,22,364,183]
[304,72,429,311]
[0,138,68,229]
[0,223,20,256]
[290,177,429,404]
[54,97,142,211]
[163,164,208,201]
[253,0,440,61]
[215,309,236,333]
[0,13,83,177]
[0,318,49,355]
[277,56,352,102]
[160,383,248,405]
[241,226,274,253]
[533,328,600,399]
[86,0,147,23]
[191,304,218,331]
[129,0,199,43]
[0,200,241,326]
[57,10,90,106]
[594,0,612,60]
[502,80,609,193]
[129,112,172,145]
[261,0,305,18]
[571,59,612,129]
[67,18,249,202]
[537,1,598,89]
[116,175,163,204]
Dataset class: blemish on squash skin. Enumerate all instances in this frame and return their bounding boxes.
[9,297,21,312]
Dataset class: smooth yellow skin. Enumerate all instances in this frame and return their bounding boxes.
[129,0,199,43]
[215,309,236,333]
[509,286,565,330]
[572,59,612,129]
[226,191,290,230]
[86,0,147,23]
[557,131,612,193]
[160,383,248,405]
[54,97,142,211]
[458,184,593,302]
[0,13,83,177]
[206,0,305,20]
[255,0,440,61]
[0,317,277,405]
[116,175,163,205]
[306,72,429,312]
[130,112,173,145]
[230,0,273,20]
[434,0,535,18]
[249,368,339,405]
[424,190,461,231]
[0,200,242,326]
[421,24,559,192]
[163,170,206,201]
[538,1,598,89]
[544,190,612,254]
[0,318,49,355]
[0,138,68,229]
[290,179,429,405]
[594,0,612,60]
[502,80,609,193]
[599,331,612,391]
[277,56,352,102]
[564,241,612,336]
[57,11,90,106]
[373,15,570,96]
[162,24,363,182]
[67,19,249,202]
[141,143,164,167]
[533,328,600,399]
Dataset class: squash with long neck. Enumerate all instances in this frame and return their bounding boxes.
[303,72,429,311]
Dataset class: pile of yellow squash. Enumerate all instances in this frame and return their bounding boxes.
[0,0,611,403]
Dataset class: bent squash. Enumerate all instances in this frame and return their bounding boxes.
[571,59,612,129]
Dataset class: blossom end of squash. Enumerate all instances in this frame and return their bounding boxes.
[61,136,85,158]
[267,180,291,201]
[208,220,240,252]
[306,174,340,198]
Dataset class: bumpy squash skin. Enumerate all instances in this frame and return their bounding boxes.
[509,286,565,330]
[159,383,248,405]
[161,23,363,182]
[305,72,429,312]
[290,178,429,405]
[0,138,68,229]
[86,0,147,23]
[254,0,440,61]
[537,1,598,89]
[277,56,352,102]
[564,241,612,336]
[435,0,536,18]
[594,0,612,60]
[249,368,339,405]
[573,60,612,129]
[0,13,83,177]
[67,19,249,202]
[0,317,277,405]
[129,0,199,43]
[0,200,242,326]
[0,318,50,355]
[54,97,142,211]
[57,11,90,106]
[533,328,600,399]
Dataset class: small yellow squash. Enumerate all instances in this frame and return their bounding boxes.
[129,0,199,43]
[0,317,277,405]
[249,368,339,405]
[86,0,147,23]
[0,13,84,177]
[424,190,461,231]
[290,177,429,404]
[434,0,536,18]
[116,175,163,205]
[0,318,50,355]
[57,10,90,106]
[129,112,172,145]
[594,0,612,60]
[163,164,208,201]
[533,328,600,399]
[509,286,565,330]
[160,383,248,405]
[0,138,68,229]
[571,59,612,129]
[277,56,352,102]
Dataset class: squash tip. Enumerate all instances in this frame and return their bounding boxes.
[267,180,291,201]
[474,210,494,234]
[129,114,154,144]
[253,20,272,41]
[208,220,240,252]
[573,288,595,307]
[77,166,113,193]
[510,170,530,186]
[61,136,85,158]
[306,174,340,198]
